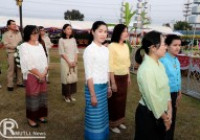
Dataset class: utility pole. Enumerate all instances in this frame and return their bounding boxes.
[16,0,23,33]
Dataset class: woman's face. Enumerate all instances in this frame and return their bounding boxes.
[167,39,181,56]
[30,29,39,42]
[64,26,72,37]
[39,28,46,36]
[92,25,108,44]
[154,37,167,58]
[120,28,129,42]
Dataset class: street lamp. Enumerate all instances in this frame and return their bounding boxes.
[16,0,23,33]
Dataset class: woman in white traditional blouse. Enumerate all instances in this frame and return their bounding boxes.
[83,21,112,140]
[19,25,48,128]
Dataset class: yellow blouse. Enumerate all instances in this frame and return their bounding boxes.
[108,43,131,75]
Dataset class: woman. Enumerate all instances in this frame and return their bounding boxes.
[160,35,182,140]
[38,26,48,58]
[134,31,172,140]
[39,26,53,83]
[59,24,79,103]
[83,21,112,140]
[19,25,48,127]
[108,24,131,134]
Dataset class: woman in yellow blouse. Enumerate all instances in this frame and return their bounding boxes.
[108,24,131,134]
[134,31,172,140]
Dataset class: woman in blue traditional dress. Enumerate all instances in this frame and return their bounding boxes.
[83,21,112,140]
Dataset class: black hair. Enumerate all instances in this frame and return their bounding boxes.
[111,24,128,43]
[7,19,15,26]
[61,24,73,39]
[38,26,44,30]
[23,25,39,42]
[89,21,107,44]
[135,31,162,64]
[102,40,110,45]
[165,34,181,46]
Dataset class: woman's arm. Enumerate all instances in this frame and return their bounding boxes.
[138,69,170,120]
[73,53,78,67]
[58,39,72,67]
[73,39,79,67]
[61,54,72,67]
[108,45,117,92]
[29,68,47,81]
[110,72,117,92]
[176,91,182,107]
[128,72,131,86]
[83,48,97,106]
[87,78,97,106]
[108,72,112,98]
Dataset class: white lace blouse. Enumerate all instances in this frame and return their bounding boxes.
[83,42,109,84]
[18,42,48,80]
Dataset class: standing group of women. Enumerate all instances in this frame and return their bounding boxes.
[83,22,131,140]
[83,21,182,140]
[17,20,182,140]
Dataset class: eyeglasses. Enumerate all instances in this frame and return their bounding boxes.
[31,31,39,35]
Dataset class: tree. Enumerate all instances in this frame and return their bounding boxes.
[174,21,192,30]
[64,9,84,21]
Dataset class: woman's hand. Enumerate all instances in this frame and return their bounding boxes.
[68,62,74,68]
[162,112,172,131]
[91,95,98,107]
[164,119,172,131]
[167,110,172,121]
[111,83,117,92]
[38,73,46,83]
[72,61,77,67]
[128,74,131,86]
[107,87,112,98]
[176,91,182,107]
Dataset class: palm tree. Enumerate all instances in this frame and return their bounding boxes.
[108,2,137,52]
[123,2,137,27]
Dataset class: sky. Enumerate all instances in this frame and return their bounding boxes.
[0,0,186,25]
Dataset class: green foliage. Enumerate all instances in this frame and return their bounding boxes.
[174,21,192,30]
[64,9,84,21]
[123,2,137,26]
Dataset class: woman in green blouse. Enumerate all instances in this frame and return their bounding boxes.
[134,31,172,140]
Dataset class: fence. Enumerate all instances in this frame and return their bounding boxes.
[178,55,200,99]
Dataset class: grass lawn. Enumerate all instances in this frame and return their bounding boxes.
[0,48,200,140]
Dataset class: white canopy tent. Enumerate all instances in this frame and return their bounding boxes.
[143,25,183,36]
[0,16,182,35]
[0,16,94,30]
[0,16,117,31]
